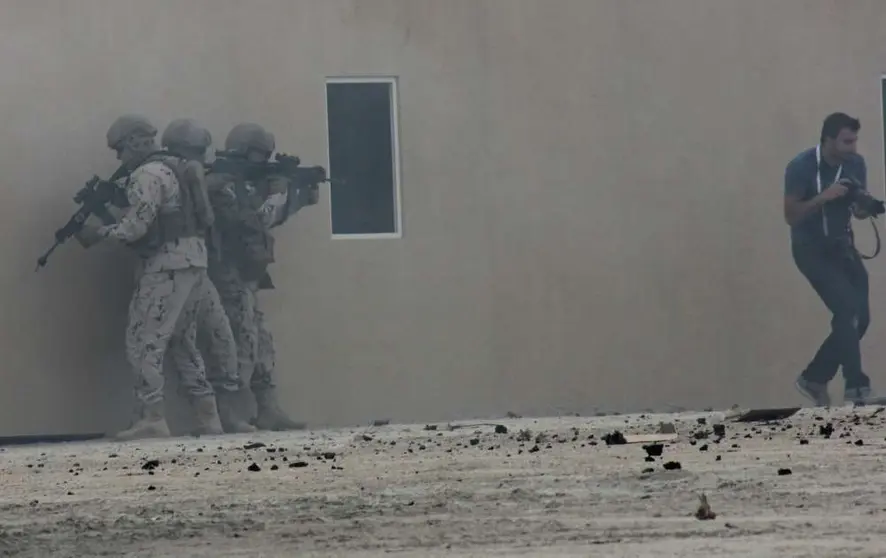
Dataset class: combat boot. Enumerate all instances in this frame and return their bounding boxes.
[215,390,257,433]
[113,400,171,441]
[191,395,225,436]
[254,388,306,431]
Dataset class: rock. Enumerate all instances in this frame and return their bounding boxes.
[602,431,627,445]
[243,443,266,450]
[494,425,508,434]
[141,460,160,471]
[777,468,792,476]
[663,461,682,471]
[712,424,726,437]
[642,443,664,457]
[289,461,308,468]
[695,493,716,520]
[247,463,261,472]
[658,422,677,434]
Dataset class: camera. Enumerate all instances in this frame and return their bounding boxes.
[840,177,886,217]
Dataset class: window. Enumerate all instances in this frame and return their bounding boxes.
[881,74,886,200]
[325,77,402,238]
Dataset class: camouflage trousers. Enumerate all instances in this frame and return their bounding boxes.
[209,265,276,392]
[126,267,239,405]
[169,271,243,397]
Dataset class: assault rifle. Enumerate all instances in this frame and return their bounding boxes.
[35,165,130,271]
[207,151,335,221]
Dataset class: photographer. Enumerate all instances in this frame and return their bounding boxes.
[784,112,878,406]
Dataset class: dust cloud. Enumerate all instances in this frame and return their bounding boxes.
[1,1,885,438]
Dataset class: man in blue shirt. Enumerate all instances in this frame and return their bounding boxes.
[784,112,877,406]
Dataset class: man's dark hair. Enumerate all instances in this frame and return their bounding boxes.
[820,112,860,143]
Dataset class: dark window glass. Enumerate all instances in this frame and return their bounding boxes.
[326,80,400,236]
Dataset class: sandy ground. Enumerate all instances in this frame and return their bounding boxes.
[1,406,885,557]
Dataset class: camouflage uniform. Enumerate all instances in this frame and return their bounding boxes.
[161,119,256,434]
[83,115,227,440]
[168,274,242,394]
[210,213,283,391]
[206,123,312,431]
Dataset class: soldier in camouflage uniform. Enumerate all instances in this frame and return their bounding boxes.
[161,118,257,434]
[206,122,318,431]
[77,114,228,440]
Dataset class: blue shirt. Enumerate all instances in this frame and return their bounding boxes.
[784,147,867,245]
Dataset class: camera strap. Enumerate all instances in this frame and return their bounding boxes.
[859,218,881,260]
[814,146,882,258]
[815,144,842,238]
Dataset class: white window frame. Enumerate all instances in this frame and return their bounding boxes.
[324,75,403,240]
[880,74,886,202]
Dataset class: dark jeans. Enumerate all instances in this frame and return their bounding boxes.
[792,241,870,389]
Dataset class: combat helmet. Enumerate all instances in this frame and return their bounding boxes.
[224,122,276,155]
[161,118,212,151]
[106,114,157,150]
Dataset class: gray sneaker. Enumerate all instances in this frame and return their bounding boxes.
[844,386,872,406]
[795,376,831,407]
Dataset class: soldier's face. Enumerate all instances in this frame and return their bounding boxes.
[246,149,271,163]
[117,134,156,168]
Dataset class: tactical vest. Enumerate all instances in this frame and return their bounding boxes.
[215,174,276,282]
[128,153,214,254]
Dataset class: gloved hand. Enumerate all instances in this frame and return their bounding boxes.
[267,175,289,195]
[74,215,106,249]
[298,185,320,207]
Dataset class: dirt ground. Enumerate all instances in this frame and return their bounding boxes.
[1,406,885,557]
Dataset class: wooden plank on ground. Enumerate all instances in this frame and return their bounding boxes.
[729,407,800,422]
[624,433,679,444]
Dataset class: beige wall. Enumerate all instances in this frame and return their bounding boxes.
[3,0,886,435]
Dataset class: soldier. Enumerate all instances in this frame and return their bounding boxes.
[76,114,226,440]
[161,118,256,434]
[206,122,318,431]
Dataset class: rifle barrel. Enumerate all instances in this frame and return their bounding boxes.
[35,241,60,271]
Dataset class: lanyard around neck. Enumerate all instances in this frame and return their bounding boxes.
[815,144,843,237]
